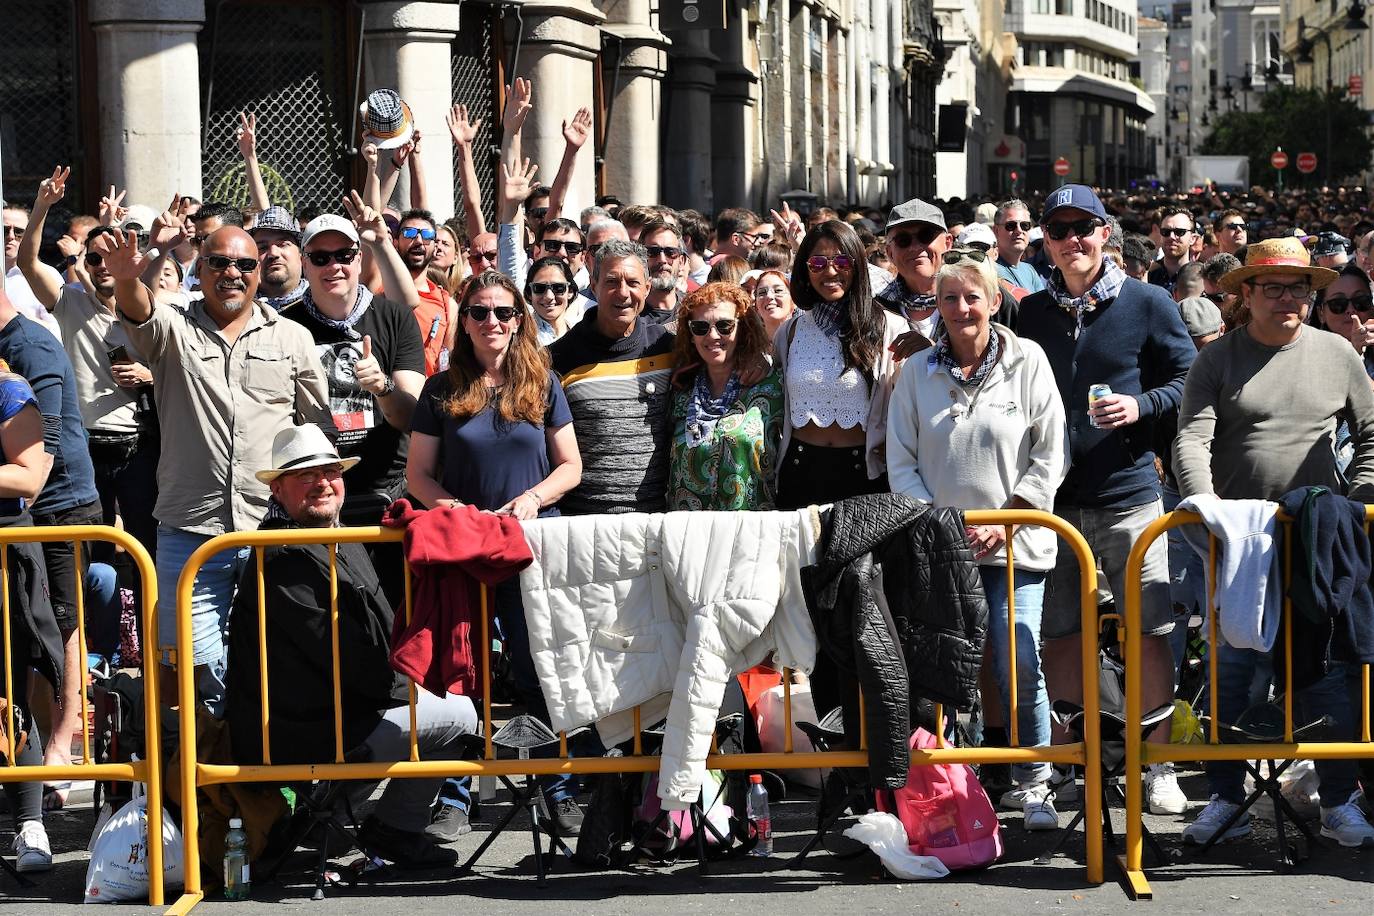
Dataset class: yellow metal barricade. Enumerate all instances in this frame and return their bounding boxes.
[0,525,164,904]
[167,511,1101,914]
[1121,509,1374,899]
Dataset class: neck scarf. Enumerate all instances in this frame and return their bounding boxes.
[809,298,851,338]
[876,273,935,319]
[262,496,295,526]
[684,369,742,447]
[929,325,1001,389]
[1045,257,1127,338]
[301,283,374,338]
[264,278,309,311]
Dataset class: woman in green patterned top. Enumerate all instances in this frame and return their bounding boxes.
[667,282,783,510]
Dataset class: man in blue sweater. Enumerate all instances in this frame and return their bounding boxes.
[1017,185,1196,816]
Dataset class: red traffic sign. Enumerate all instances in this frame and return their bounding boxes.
[1296,152,1319,174]
[1271,150,1288,170]
[1053,157,1071,177]
[1352,74,1364,95]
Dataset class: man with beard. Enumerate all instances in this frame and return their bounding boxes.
[1147,207,1196,294]
[93,220,332,708]
[387,209,450,375]
[639,219,686,323]
[251,206,307,310]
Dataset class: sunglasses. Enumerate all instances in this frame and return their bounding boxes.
[645,245,682,260]
[1159,227,1193,238]
[942,248,988,265]
[462,305,519,322]
[530,281,570,297]
[737,232,769,246]
[2,226,24,238]
[472,249,499,263]
[1043,218,1104,241]
[306,247,359,267]
[806,254,855,272]
[1324,294,1374,315]
[889,226,944,248]
[84,252,104,267]
[541,239,585,256]
[1204,292,1226,304]
[1220,222,1246,231]
[688,318,738,337]
[202,254,259,273]
[1002,220,1034,232]
[528,207,549,221]
[400,227,436,241]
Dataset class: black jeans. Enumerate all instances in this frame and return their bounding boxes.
[31,500,104,632]
[88,426,159,563]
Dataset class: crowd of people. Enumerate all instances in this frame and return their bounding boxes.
[1,80,1373,878]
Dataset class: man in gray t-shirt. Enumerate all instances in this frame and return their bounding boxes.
[1173,238,1374,849]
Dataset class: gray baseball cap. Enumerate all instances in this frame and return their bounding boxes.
[250,205,301,245]
[885,198,947,233]
[1178,297,1224,338]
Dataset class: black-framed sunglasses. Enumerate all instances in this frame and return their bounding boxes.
[806,254,855,272]
[1324,294,1374,315]
[1204,292,1226,304]
[528,207,549,221]
[202,254,259,273]
[1002,220,1034,232]
[889,226,944,248]
[306,247,359,267]
[471,249,499,263]
[541,239,585,256]
[530,281,570,297]
[1219,222,1247,232]
[1159,227,1193,239]
[942,247,988,265]
[84,252,103,267]
[688,318,738,337]
[462,305,519,323]
[644,245,683,260]
[400,226,436,241]
[1043,218,1104,241]
[2,225,24,238]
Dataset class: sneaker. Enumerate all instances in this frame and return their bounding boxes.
[549,797,584,837]
[1319,794,1374,849]
[999,784,1033,811]
[425,804,471,843]
[1182,795,1251,845]
[1145,762,1188,815]
[1021,783,1060,831]
[1050,766,1078,804]
[13,820,52,873]
[979,763,1013,803]
[358,815,459,870]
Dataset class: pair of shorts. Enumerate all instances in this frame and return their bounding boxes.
[1041,499,1173,641]
[32,500,104,631]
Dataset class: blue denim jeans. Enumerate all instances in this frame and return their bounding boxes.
[1206,640,1360,807]
[155,525,251,710]
[979,566,1051,786]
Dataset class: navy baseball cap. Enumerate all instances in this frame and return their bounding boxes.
[1040,184,1109,223]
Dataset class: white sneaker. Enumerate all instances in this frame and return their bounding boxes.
[1051,766,1078,804]
[1182,795,1251,845]
[13,819,52,873]
[999,784,1032,811]
[1320,794,1374,848]
[1145,762,1188,815]
[1021,783,1060,831]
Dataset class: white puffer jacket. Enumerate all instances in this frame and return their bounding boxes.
[520,509,820,810]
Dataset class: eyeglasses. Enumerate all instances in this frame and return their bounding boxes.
[541,239,585,256]
[1324,294,1374,314]
[84,252,103,267]
[286,464,345,484]
[461,305,519,322]
[942,248,988,265]
[2,226,23,238]
[737,232,768,247]
[472,249,499,264]
[400,227,436,241]
[306,247,359,267]
[1159,227,1194,239]
[1001,220,1034,232]
[806,254,855,273]
[1220,222,1247,231]
[1247,280,1313,301]
[530,281,570,297]
[889,226,944,248]
[202,254,259,273]
[644,245,682,260]
[1204,292,1226,304]
[688,318,738,337]
[528,207,549,221]
[1043,218,1104,241]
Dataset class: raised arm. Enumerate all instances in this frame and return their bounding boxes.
[500,77,533,178]
[17,166,69,309]
[497,158,538,284]
[447,103,487,239]
[139,194,189,290]
[343,190,418,309]
[92,229,155,325]
[236,111,271,212]
[546,107,592,222]
[406,129,428,212]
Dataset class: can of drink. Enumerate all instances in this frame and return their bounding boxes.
[1088,383,1112,428]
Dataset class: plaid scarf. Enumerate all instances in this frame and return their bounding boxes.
[262,496,295,526]
[808,298,850,338]
[1045,257,1127,337]
[929,326,1001,389]
[876,274,935,319]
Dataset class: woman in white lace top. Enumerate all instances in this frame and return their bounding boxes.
[772,220,909,510]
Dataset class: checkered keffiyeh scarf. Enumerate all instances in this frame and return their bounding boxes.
[876,274,935,319]
[1045,257,1127,337]
[929,325,1001,389]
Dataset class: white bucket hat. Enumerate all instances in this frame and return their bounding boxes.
[255,425,358,484]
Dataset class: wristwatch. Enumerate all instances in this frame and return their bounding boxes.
[378,376,396,397]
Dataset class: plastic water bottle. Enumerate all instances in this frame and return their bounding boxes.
[223,817,250,900]
[747,774,773,856]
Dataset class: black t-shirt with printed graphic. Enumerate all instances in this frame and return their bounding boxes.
[281,295,425,524]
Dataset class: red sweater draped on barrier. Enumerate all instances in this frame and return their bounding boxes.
[382,499,533,698]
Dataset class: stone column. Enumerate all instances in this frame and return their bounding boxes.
[361,2,462,220]
[90,0,206,207]
[600,0,670,205]
[709,11,758,211]
[759,0,794,208]
[662,31,718,212]
[512,1,605,215]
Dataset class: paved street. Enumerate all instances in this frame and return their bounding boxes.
[4,766,1372,914]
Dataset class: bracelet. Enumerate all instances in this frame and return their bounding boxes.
[378,376,396,397]
[522,489,541,506]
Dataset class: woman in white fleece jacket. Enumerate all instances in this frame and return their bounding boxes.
[886,248,1068,831]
